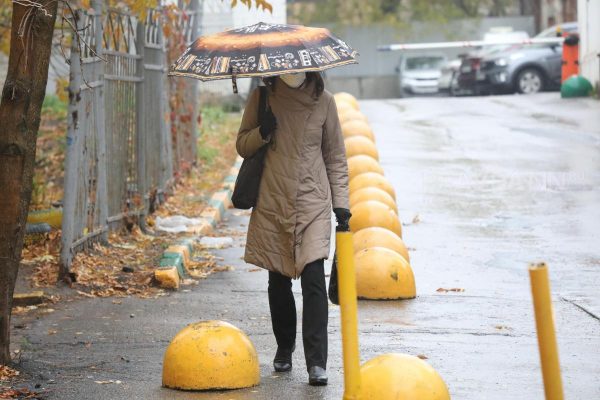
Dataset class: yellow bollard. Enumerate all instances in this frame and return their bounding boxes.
[336,231,361,400]
[529,263,564,400]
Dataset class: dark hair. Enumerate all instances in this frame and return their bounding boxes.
[263,72,325,98]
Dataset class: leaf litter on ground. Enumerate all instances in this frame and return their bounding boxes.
[19,107,241,303]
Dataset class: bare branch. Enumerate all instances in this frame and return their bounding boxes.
[12,0,54,18]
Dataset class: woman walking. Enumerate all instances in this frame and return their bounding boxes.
[236,71,351,386]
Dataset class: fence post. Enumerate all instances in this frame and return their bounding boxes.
[135,20,148,226]
[93,0,109,244]
[159,14,174,198]
[188,0,200,163]
[60,11,84,276]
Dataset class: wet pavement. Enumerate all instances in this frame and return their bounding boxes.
[13,93,600,399]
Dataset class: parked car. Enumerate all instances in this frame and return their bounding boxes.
[476,22,578,94]
[455,29,530,95]
[396,54,447,97]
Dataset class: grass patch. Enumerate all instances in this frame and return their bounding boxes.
[197,106,240,167]
[32,95,68,209]
[42,94,68,118]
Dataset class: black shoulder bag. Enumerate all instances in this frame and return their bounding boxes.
[231,86,268,210]
[328,252,339,305]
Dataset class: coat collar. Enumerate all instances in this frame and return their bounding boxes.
[268,77,319,111]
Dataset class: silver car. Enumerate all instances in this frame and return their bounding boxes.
[396,54,447,97]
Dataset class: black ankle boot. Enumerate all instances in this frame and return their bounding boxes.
[273,345,295,372]
[308,366,328,386]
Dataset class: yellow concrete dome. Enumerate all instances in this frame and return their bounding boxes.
[360,354,450,399]
[339,109,369,125]
[353,227,409,262]
[347,155,384,181]
[162,320,260,390]
[354,247,416,299]
[344,136,379,160]
[336,100,355,117]
[349,187,396,213]
[342,120,376,142]
[349,173,396,200]
[334,92,359,110]
[350,200,402,237]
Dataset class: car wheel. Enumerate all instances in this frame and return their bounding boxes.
[516,68,544,94]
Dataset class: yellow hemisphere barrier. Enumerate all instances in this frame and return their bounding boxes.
[354,247,416,299]
[529,263,564,400]
[350,187,397,214]
[350,200,402,237]
[353,227,409,263]
[162,320,260,391]
[339,109,369,125]
[349,173,396,200]
[344,136,379,160]
[359,354,450,400]
[342,120,376,142]
[336,231,361,400]
[347,155,384,181]
[337,101,355,117]
[334,92,359,110]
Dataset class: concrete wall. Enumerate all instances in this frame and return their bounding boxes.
[578,0,600,88]
[326,75,399,99]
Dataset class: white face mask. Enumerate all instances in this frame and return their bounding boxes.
[280,72,306,88]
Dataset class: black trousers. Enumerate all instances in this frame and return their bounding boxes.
[268,259,328,369]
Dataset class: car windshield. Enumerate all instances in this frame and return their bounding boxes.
[405,57,445,70]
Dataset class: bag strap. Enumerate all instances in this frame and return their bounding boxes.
[258,86,267,125]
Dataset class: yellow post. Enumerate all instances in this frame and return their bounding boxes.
[529,263,564,400]
[336,232,361,400]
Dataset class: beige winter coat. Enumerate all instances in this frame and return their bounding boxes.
[236,78,349,278]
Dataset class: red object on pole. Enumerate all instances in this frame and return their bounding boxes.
[561,34,580,83]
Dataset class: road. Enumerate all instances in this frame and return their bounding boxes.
[13,93,600,399]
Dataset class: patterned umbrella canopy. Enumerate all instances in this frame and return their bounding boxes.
[169,22,358,81]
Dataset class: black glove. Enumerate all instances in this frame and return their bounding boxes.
[334,208,352,232]
[259,109,277,141]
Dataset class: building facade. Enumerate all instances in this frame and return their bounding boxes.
[577,0,600,88]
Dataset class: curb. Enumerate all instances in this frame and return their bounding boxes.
[154,157,243,290]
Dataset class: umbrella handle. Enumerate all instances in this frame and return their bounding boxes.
[231,66,238,94]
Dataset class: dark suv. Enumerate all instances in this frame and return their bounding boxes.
[477,22,578,94]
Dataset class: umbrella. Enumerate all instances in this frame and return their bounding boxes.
[169,22,358,91]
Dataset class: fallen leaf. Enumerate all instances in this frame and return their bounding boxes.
[417,354,428,360]
[494,325,512,331]
[0,365,20,381]
[436,288,465,293]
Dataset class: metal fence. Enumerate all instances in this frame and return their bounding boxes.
[60,0,199,272]
[170,0,200,174]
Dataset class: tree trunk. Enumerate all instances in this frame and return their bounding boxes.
[0,0,58,365]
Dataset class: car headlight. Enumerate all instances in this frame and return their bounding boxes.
[495,58,508,67]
